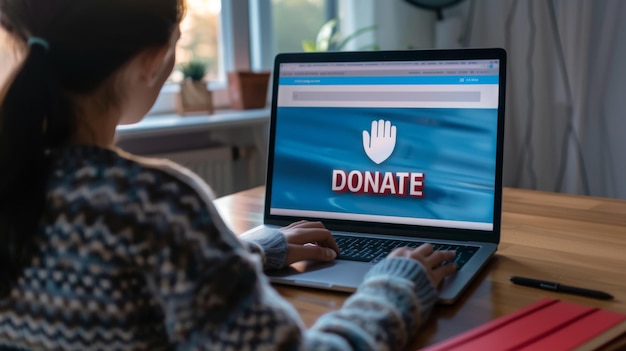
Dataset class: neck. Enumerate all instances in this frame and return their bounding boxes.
[70,125,117,148]
[69,100,121,148]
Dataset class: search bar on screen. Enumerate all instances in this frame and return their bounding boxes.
[292,91,481,102]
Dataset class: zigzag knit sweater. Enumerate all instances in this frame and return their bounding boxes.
[0,145,438,351]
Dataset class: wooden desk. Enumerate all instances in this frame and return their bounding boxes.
[214,186,626,349]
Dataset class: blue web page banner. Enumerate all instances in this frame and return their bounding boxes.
[279,75,498,85]
[270,106,498,225]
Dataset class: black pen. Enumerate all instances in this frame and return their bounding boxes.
[509,276,614,300]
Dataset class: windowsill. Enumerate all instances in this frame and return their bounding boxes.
[115,107,271,141]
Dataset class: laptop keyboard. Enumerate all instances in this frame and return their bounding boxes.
[333,234,478,270]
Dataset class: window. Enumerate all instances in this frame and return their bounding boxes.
[152,0,338,114]
[272,0,329,55]
[0,29,19,87]
[249,0,336,71]
[2,1,344,113]
[2,1,352,114]
[151,0,230,114]
[170,0,222,83]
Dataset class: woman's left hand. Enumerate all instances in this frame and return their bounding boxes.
[280,220,340,266]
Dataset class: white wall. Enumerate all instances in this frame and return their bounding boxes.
[339,0,435,51]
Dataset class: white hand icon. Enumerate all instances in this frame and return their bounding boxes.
[363,119,397,164]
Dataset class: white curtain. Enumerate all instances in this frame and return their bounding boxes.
[453,0,625,198]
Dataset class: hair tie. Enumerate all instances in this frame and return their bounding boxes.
[27,37,50,51]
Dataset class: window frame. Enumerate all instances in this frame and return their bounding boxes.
[149,0,338,115]
[149,0,252,114]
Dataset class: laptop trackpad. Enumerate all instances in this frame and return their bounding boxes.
[267,260,372,292]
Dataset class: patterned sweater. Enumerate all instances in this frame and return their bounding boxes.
[0,145,438,350]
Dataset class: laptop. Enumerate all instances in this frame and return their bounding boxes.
[244,48,506,304]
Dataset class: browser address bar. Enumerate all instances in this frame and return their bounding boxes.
[292,91,481,102]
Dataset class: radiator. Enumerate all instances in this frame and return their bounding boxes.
[153,146,235,197]
[151,145,263,197]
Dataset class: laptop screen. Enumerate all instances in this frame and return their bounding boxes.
[266,50,505,238]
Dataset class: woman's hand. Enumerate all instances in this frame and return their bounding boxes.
[280,220,340,266]
[388,244,457,287]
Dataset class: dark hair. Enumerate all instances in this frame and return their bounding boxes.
[0,0,186,296]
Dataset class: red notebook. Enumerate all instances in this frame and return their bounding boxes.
[421,298,626,351]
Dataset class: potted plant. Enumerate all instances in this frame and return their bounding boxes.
[228,71,271,110]
[302,18,378,52]
[176,59,213,115]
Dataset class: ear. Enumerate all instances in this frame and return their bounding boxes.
[137,44,175,87]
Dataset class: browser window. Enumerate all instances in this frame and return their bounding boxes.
[270,59,501,231]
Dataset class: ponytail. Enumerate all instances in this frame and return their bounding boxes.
[0,43,58,297]
[0,0,187,298]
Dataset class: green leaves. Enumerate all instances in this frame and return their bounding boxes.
[335,24,377,51]
[302,40,317,52]
[179,59,208,81]
[302,18,377,52]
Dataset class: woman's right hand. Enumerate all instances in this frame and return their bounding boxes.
[388,244,457,287]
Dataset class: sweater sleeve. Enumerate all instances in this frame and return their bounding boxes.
[305,258,438,350]
[239,229,288,270]
[131,172,437,350]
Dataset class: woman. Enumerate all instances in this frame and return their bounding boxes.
[0,0,457,349]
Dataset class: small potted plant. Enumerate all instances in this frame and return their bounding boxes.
[228,70,271,110]
[302,18,378,52]
[176,59,213,115]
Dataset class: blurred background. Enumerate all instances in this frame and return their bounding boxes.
[2,0,625,200]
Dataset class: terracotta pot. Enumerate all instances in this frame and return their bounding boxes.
[176,80,213,115]
[228,71,271,110]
